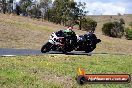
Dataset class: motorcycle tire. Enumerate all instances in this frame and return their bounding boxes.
[41,42,52,53]
[85,45,96,53]
[62,50,67,54]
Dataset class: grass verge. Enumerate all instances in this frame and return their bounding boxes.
[0,54,132,88]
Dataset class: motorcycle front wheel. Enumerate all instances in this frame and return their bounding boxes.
[84,45,96,53]
[41,42,52,53]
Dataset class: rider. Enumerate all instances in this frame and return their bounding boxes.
[63,26,77,46]
[63,26,75,36]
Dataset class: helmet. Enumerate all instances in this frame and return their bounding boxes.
[67,26,73,31]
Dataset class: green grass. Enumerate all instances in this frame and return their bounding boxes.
[0,55,132,88]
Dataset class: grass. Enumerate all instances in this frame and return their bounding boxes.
[0,54,132,88]
[0,14,132,88]
[0,14,65,49]
[4,19,54,32]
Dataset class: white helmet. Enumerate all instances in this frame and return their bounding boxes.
[67,26,73,31]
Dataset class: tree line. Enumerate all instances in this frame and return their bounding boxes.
[2,0,130,40]
[0,0,98,31]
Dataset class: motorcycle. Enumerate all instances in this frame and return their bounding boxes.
[41,30,101,53]
[75,33,101,53]
[41,30,72,53]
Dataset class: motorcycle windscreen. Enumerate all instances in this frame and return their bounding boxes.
[55,30,65,37]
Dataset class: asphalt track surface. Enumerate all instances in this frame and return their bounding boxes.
[0,48,92,56]
[0,48,127,56]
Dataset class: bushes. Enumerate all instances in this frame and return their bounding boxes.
[125,22,132,40]
[81,18,97,32]
[129,22,132,27]
[125,28,132,40]
[102,19,132,40]
[119,18,125,25]
[102,19,125,38]
[102,22,114,36]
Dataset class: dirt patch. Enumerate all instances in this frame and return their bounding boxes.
[42,74,73,88]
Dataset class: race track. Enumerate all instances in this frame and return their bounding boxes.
[0,48,126,56]
[0,48,92,56]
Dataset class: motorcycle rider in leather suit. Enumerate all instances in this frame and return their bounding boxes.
[63,26,77,44]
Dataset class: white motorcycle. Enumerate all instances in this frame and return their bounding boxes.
[41,30,70,53]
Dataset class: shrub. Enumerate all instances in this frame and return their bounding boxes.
[102,21,124,38]
[129,22,132,27]
[125,28,132,40]
[81,18,97,32]
[119,18,125,25]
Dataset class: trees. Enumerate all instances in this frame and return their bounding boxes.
[74,2,88,30]
[0,0,7,14]
[39,0,52,20]
[49,0,70,24]
[0,0,92,31]
[30,5,40,18]
[19,0,32,16]
[40,0,52,9]
[19,0,52,18]
[16,4,21,15]
[44,0,88,30]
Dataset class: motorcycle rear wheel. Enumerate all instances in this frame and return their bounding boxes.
[85,45,96,53]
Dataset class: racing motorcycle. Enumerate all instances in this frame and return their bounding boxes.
[75,33,101,53]
[41,30,101,53]
[41,30,73,53]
